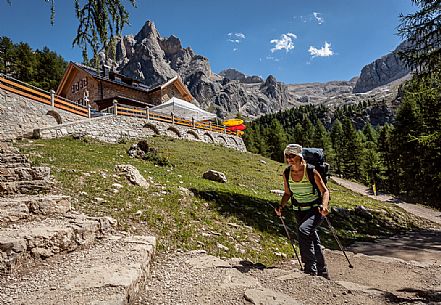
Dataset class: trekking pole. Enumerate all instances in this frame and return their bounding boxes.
[324,216,353,268]
[279,215,303,271]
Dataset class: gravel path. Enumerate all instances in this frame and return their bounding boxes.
[331,176,441,226]
[132,178,441,305]
[133,249,440,305]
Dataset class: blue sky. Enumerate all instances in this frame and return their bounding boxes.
[0,0,416,84]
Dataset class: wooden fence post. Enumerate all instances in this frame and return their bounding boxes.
[146,107,150,121]
[113,100,118,115]
[50,90,55,108]
[171,112,175,124]
[87,104,91,118]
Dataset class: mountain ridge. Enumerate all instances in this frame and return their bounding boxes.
[103,20,409,119]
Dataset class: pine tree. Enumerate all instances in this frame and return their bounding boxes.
[393,96,423,198]
[313,120,334,169]
[266,119,288,162]
[0,36,14,75]
[330,119,344,176]
[33,47,67,91]
[13,42,35,82]
[360,124,381,186]
[378,124,397,193]
[398,0,441,75]
[292,123,304,146]
[302,117,315,147]
[393,75,441,205]
[340,117,363,179]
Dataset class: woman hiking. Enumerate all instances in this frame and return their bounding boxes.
[275,143,330,279]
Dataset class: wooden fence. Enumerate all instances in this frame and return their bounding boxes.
[0,74,240,136]
[0,74,88,117]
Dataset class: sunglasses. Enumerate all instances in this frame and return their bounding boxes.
[285,154,299,159]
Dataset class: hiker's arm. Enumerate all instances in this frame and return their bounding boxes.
[314,170,330,216]
[275,174,291,216]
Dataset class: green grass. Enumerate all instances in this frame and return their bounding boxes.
[17,136,434,265]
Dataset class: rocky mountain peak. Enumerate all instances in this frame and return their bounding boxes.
[264,75,277,86]
[219,69,247,81]
[134,20,160,42]
[219,69,263,84]
[353,41,410,93]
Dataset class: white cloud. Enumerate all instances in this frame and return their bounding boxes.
[308,42,334,58]
[228,32,246,39]
[270,33,297,53]
[313,12,324,24]
[226,32,246,51]
[296,12,325,24]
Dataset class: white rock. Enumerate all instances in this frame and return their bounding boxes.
[217,243,229,251]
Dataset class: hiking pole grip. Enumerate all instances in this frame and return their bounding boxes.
[324,217,354,268]
[279,215,303,271]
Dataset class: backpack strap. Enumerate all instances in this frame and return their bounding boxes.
[306,164,321,199]
[283,166,292,194]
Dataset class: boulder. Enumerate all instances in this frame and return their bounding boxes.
[202,170,227,183]
[115,164,149,188]
[354,205,373,220]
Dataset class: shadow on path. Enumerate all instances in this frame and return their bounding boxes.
[384,288,441,304]
[348,230,441,264]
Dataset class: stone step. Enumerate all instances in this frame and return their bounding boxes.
[0,166,51,182]
[0,213,115,274]
[0,154,29,165]
[0,162,31,169]
[0,180,52,195]
[0,234,155,305]
[0,194,71,226]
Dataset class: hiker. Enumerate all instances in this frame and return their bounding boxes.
[275,143,330,278]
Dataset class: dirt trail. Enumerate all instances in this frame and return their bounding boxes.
[331,176,441,226]
[132,178,441,305]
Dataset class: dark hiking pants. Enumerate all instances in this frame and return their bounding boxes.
[295,208,326,274]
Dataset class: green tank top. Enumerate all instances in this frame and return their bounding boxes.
[288,167,320,204]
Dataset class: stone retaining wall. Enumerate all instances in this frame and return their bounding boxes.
[1,87,246,151]
[0,88,84,141]
[34,115,247,151]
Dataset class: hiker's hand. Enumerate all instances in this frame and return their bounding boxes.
[319,206,329,216]
[275,206,283,216]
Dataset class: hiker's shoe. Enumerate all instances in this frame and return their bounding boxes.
[318,270,330,280]
[303,269,317,276]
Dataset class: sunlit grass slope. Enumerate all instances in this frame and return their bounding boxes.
[17,136,431,265]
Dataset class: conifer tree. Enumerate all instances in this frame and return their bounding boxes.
[398,0,441,75]
[266,119,288,162]
[340,117,363,179]
[0,36,14,75]
[393,96,423,197]
[13,43,35,82]
[33,47,67,91]
[313,120,334,163]
[302,117,315,147]
[360,124,381,186]
[378,124,397,193]
[330,119,344,176]
[292,123,304,146]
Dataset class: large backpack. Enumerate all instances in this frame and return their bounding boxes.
[301,148,329,185]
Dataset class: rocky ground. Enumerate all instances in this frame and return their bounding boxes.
[133,178,441,305]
